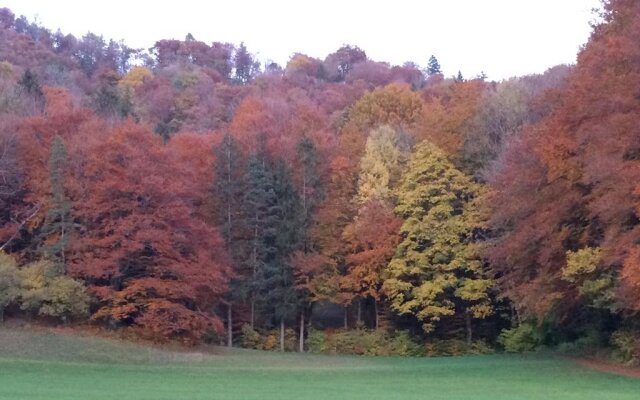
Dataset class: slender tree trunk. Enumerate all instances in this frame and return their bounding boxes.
[226,134,232,243]
[0,305,4,323]
[465,310,473,346]
[280,317,285,352]
[357,298,362,325]
[251,208,258,330]
[299,311,305,353]
[227,303,233,347]
[374,299,379,330]
[61,226,65,269]
[343,306,348,329]
[250,298,255,329]
[513,304,522,325]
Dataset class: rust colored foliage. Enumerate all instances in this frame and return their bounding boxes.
[487,0,640,317]
[16,89,231,342]
[229,93,327,164]
[341,200,402,302]
[419,79,486,156]
[72,122,230,342]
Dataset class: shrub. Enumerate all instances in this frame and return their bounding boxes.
[240,324,263,350]
[0,252,21,321]
[263,334,278,350]
[611,329,640,366]
[307,329,328,353]
[424,339,494,357]
[19,260,89,322]
[498,322,542,352]
[386,331,424,356]
[554,331,604,356]
[239,325,297,351]
[307,328,423,356]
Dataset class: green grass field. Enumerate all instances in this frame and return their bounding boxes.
[0,328,639,399]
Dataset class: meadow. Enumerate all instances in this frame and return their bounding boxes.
[0,328,639,400]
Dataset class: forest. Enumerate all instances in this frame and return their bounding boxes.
[0,0,638,364]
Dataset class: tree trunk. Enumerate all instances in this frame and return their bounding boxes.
[465,310,473,346]
[357,298,362,325]
[299,311,305,353]
[227,303,233,347]
[226,135,232,243]
[343,306,348,329]
[374,299,379,330]
[0,305,4,323]
[280,317,285,352]
[250,298,255,329]
[512,304,522,325]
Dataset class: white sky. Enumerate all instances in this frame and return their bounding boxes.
[2,0,601,80]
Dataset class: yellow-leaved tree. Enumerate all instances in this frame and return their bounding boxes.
[383,141,493,343]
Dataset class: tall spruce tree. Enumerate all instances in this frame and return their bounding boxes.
[297,136,323,249]
[212,132,246,347]
[242,149,278,329]
[426,55,442,76]
[295,136,324,351]
[40,136,72,276]
[255,160,304,351]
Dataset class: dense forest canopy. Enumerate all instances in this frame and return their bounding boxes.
[0,0,638,360]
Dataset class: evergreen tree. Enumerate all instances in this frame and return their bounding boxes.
[213,132,246,259]
[295,136,324,351]
[255,160,304,351]
[233,42,260,84]
[18,68,43,98]
[383,142,493,342]
[426,55,442,76]
[40,136,72,276]
[242,149,278,328]
[17,68,44,112]
[212,132,246,347]
[297,136,323,250]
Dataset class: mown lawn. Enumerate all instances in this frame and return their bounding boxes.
[0,328,638,400]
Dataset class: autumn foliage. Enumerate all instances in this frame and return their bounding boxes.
[1,1,639,355]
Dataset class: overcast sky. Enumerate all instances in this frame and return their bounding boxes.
[3,0,601,80]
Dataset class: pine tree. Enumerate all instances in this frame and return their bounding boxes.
[40,136,72,276]
[426,55,442,76]
[383,141,493,342]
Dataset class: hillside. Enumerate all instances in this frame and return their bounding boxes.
[0,0,639,363]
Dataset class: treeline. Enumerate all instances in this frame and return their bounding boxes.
[0,1,638,362]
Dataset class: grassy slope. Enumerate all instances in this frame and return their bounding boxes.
[0,328,639,400]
